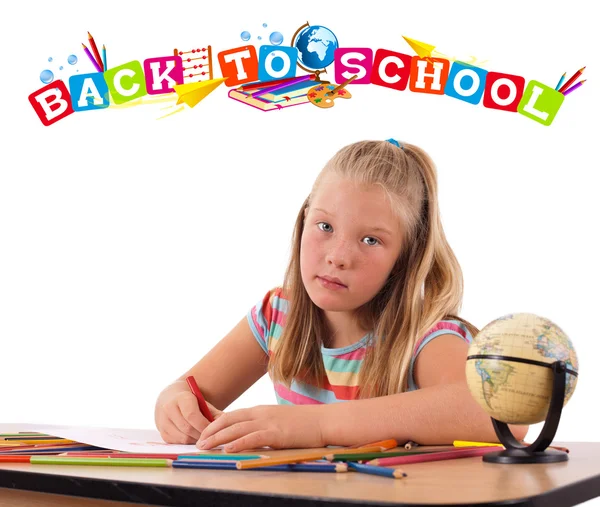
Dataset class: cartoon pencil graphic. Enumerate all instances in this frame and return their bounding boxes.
[87,31,104,71]
[82,43,102,72]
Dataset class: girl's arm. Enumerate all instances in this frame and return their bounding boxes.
[176,315,269,410]
[320,335,529,446]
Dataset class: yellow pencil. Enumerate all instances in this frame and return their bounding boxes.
[454,440,502,448]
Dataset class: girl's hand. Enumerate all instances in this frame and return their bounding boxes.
[197,404,326,453]
[155,380,224,444]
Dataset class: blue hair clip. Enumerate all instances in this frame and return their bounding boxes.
[385,138,404,150]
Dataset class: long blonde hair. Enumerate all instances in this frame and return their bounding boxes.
[270,140,479,398]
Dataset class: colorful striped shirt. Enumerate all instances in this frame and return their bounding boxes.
[247,287,474,405]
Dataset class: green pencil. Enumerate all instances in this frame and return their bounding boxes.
[326,449,437,462]
[30,457,172,467]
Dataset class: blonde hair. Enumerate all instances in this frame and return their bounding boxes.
[270,140,479,398]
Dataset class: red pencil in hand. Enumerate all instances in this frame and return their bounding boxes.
[185,376,215,422]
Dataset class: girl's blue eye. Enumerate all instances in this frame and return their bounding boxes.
[363,237,379,246]
[317,222,333,233]
[317,222,380,246]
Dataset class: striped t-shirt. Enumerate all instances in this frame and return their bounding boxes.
[247,287,474,405]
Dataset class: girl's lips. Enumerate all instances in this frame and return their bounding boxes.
[317,276,347,290]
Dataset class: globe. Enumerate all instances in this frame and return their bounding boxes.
[293,25,339,71]
[465,313,579,425]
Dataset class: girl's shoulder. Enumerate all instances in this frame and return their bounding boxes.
[414,318,476,356]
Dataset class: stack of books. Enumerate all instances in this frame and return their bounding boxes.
[228,74,318,111]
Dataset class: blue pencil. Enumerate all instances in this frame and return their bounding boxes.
[555,72,566,91]
[347,462,406,479]
[172,460,347,473]
[102,44,107,71]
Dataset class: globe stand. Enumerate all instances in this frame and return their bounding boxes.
[483,361,568,464]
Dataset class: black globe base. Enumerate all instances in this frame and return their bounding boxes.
[485,361,572,465]
[483,447,568,464]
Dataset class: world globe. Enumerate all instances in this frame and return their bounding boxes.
[465,313,579,425]
[293,24,339,71]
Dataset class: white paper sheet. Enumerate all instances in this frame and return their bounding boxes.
[26,424,222,454]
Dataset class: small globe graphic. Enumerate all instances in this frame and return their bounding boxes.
[293,25,339,71]
[465,313,579,425]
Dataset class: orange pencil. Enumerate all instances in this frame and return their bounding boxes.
[558,66,585,93]
[87,31,104,71]
[0,456,31,463]
[237,446,383,470]
[348,439,398,450]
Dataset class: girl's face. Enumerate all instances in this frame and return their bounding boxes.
[300,173,404,314]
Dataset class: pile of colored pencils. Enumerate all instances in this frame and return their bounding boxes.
[1,433,570,480]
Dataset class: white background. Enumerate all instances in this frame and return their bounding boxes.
[1,2,598,500]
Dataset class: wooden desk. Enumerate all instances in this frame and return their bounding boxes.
[1,433,599,506]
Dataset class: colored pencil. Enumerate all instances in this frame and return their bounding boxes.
[58,453,181,459]
[325,449,436,462]
[347,462,406,479]
[405,440,419,450]
[0,456,32,463]
[87,31,104,71]
[30,457,172,467]
[454,440,569,453]
[368,446,500,466]
[454,440,503,447]
[174,460,347,472]
[178,454,267,460]
[348,439,398,450]
[555,73,566,91]
[0,433,49,437]
[253,74,315,97]
[1,439,75,444]
[2,436,65,441]
[102,44,107,71]
[82,43,102,72]
[236,446,383,470]
[558,66,585,93]
[563,80,585,96]
[185,375,214,422]
[239,74,316,92]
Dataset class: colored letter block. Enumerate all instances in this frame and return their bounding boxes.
[28,80,74,126]
[144,56,183,95]
[218,45,258,87]
[69,73,109,111]
[259,45,297,81]
[334,48,373,84]
[483,72,525,112]
[371,49,412,91]
[517,80,564,126]
[444,63,487,105]
[409,57,450,95]
[104,60,147,104]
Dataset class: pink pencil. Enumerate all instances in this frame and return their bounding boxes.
[59,452,180,459]
[368,446,500,466]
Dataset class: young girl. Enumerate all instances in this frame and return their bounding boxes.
[154,139,528,452]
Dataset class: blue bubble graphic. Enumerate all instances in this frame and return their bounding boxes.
[241,31,251,41]
[40,69,54,84]
[59,66,64,70]
[269,31,283,45]
[68,54,78,65]
[263,23,267,28]
[48,57,53,62]
[257,36,262,40]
